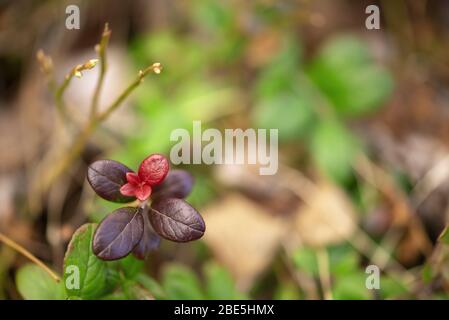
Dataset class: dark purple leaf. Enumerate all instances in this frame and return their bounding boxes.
[152,170,194,200]
[93,207,144,260]
[87,160,136,203]
[132,208,161,260]
[149,198,205,242]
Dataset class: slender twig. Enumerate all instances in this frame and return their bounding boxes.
[47,175,72,268]
[0,232,60,282]
[54,71,74,112]
[410,153,449,210]
[38,62,162,194]
[36,50,66,124]
[32,25,162,217]
[36,50,56,92]
[38,50,98,125]
[354,154,433,258]
[90,24,111,117]
[317,248,333,300]
[54,59,99,112]
[280,245,319,299]
[97,62,162,122]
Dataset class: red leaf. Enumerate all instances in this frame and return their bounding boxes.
[135,184,152,201]
[138,154,169,186]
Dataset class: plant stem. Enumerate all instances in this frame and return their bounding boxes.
[38,63,162,194]
[54,73,74,112]
[33,25,162,210]
[316,248,332,300]
[97,63,162,122]
[90,24,111,118]
[0,232,60,282]
[53,59,98,126]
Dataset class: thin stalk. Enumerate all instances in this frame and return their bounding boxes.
[97,63,162,122]
[90,24,111,117]
[39,63,162,193]
[54,73,74,111]
[54,59,99,125]
[316,248,333,300]
[0,232,60,282]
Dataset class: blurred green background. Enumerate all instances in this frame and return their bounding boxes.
[1,0,449,300]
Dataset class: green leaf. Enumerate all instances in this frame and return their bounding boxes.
[432,293,449,300]
[438,226,449,245]
[100,292,128,300]
[252,36,312,142]
[136,274,166,300]
[162,264,205,299]
[127,106,190,157]
[329,244,359,276]
[292,247,318,277]
[332,273,372,300]
[192,0,234,34]
[118,277,147,300]
[204,262,241,299]
[176,82,239,122]
[422,264,434,284]
[273,282,300,300]
[253,92,315,141]
[310,120,360,183]
[379,276,408,299]
[186,173,216,209]
[307,36,393,117]
[191,1,244,63]
[63,223,110,299]
[119,254,144,280]
[103,267,120,294]
[16,264,65,300]
[256,62,296,99]
[131,32,204,84]
[89,198,123,224]
[255,36,301,99]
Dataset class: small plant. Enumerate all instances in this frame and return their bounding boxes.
[1,24,209,300]
[87,154,205,260]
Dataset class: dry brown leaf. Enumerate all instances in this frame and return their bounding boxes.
[294,181,357,247]
[202,193,286,290]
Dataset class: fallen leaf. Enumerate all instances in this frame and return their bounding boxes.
[294,181,357,247]
[202,194,286,290]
